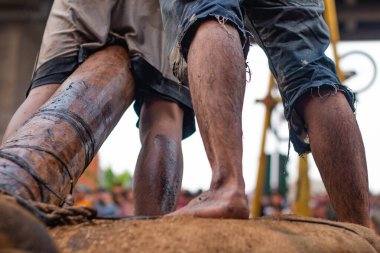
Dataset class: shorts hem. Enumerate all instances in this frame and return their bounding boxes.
[287,82,355,155]
[131,56,195,139]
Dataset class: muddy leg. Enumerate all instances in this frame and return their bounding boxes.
[0,46,135,205]
[133,96,184,215]
[168,21,249,219]
[297,88,370,227]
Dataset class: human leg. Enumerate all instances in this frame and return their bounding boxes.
[169,20,248,219]
[242,0,370,226]
[1,84,59,145]
[160,0,250,218]
[133,96,184,215]
[296,90,370,227]
[127,0,196,215]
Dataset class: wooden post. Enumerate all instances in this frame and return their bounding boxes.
[294,155,312,216]
[324,0,344,82]
[252,75,280,217]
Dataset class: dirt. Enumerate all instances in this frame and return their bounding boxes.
[48,215,380,253]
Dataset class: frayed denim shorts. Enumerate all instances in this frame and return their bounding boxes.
[160,0,355,154]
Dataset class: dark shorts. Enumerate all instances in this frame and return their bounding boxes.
[28,0,195,139]
[160,0,355,154]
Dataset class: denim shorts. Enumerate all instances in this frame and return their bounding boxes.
[159,0,249,85]
[28,0,195,139]
[160,0,355,154]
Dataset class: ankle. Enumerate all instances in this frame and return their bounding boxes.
[210,173,245,192]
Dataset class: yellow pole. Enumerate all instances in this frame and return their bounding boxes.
[293,155,312,216]
[251,75,278,217]
[324,0,344,81]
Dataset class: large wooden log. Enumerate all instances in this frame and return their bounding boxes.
[0,46,135,205]
[49,216,380,253]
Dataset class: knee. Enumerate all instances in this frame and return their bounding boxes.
[194,19,240,44]
[139,98,184,142]
[28,84,60,101]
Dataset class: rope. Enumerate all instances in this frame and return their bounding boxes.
[96,215,161,221]
[2,192,97,227]
[34,108,95,170]
[0,171,36,200]
[276,216,361,235]
[0,108,96,205]
[0,151,57,203]
[1,192,160,228]
[1,145,74,196]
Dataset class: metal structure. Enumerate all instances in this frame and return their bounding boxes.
[336,0,380,40]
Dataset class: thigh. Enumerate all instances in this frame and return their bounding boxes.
[30,0,121,93]
[139,95,184,140]
[38,0,117,67]
[112,1,196,139]
[2,84,60,143]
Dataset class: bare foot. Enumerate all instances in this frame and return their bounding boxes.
[166,188,249,219]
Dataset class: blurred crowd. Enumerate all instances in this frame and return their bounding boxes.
[370,193,380,234]
[72,184,202,217]
[258,190,380,234]
[259,191,336,219]
[73,184,134,217]
[72,184,380,234]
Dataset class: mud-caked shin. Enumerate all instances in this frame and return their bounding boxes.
[0,46,135,205]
